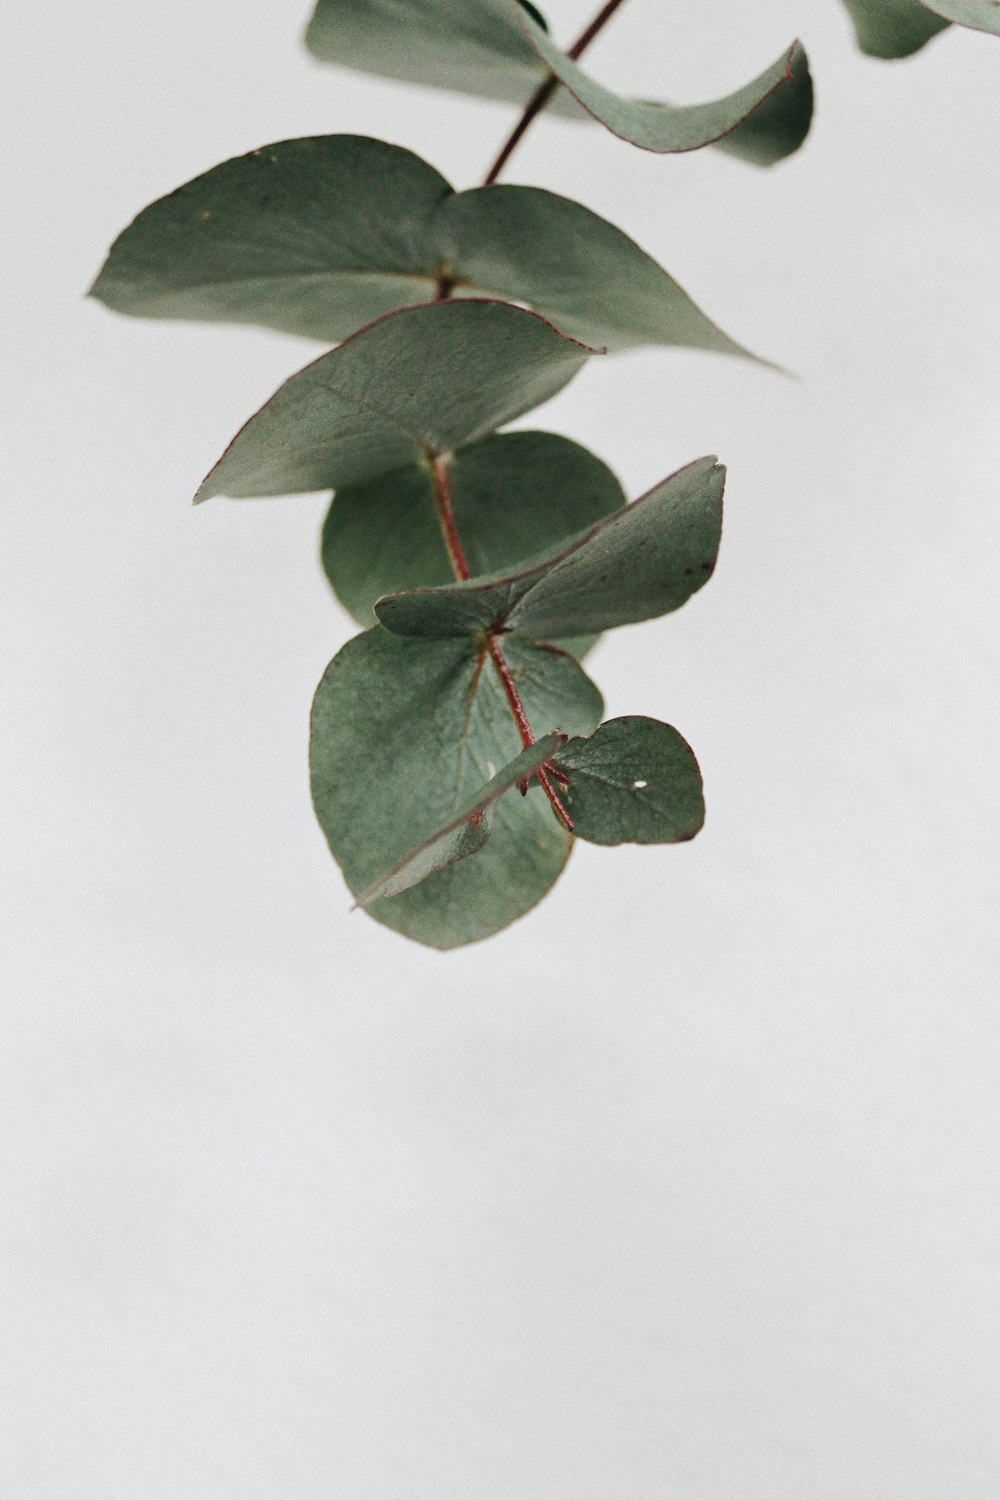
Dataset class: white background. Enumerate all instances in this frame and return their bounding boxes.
[3,1,999,1494]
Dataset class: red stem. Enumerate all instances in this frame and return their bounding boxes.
[431,455,472,580]
[431,455,573,833]
[482,0,630,185]
[488,635,574,832]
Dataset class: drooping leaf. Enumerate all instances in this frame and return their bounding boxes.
[194,299,597,502]
[306,0,813,166]
[356,733,565,905]
[310,626,603,947]
[552,717,705,845]
[519,25,814,167]
[374,456,724,642]
[305,0,556,110]
[839,0,999,54]
[90,136,760,358]
[928,0,1000,34]
[838,0,949,54]
[323,430,625,628]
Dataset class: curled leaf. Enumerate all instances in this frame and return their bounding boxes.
[306,0,813,165]
[374,456,725,641]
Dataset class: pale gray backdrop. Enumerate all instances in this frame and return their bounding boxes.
[3,1,999,1495]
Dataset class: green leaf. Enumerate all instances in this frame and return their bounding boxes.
[194,299,597,503]
[90,137,454,342]
[839,0,999,54]
[519,26,814,167]
[90,136,760,358]
[838,0,949,54]
[322,430,625,647]
[306,1,813,165]
[305,0,553,109]
[552,717,705,845]
[928,0,1000,34]
[310,627,603,948]
[355,732,565,904]
[374,456,724,641]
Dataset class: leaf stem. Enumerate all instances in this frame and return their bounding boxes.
[431,454,472,579]
[431,453,574,832]
[481,0,630,185]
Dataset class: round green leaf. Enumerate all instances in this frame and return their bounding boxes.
[553,717,705,845]
[309,627,603,948]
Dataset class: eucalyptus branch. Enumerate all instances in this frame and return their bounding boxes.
[89,0,998,946]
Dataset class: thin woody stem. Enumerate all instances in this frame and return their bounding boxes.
[431,453,574,833]
[482,0,630,186]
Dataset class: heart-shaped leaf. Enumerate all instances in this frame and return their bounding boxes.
[310,627,603,947]
[306,0,812,166]
[90,136,760,358]
[374,456,724,641]
[552,717,705,845]
[194,299,598,503]
[356,732,565,905]
[840,0,999,55]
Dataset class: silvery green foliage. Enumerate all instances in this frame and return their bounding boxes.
[90,0,995,945]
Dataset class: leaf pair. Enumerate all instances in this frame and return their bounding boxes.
[840,0,1000,56]
[310,456,723,948]
[89,135,762,359]
[305,0,813,167]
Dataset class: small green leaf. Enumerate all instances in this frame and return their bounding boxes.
[553,717,705,845]
[309,627,603,948]
[307,1,812,165]
[90,136,760,359]
[194,300,597,503]
[838,0,950,54]
[374,456,724,641]
[356,733,565,905]
[839,0,999,54]
[323,430,625,645]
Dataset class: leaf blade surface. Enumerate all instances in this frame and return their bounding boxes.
[194,300,596,502]
[309,627,602,947]
[356,733,564,904]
